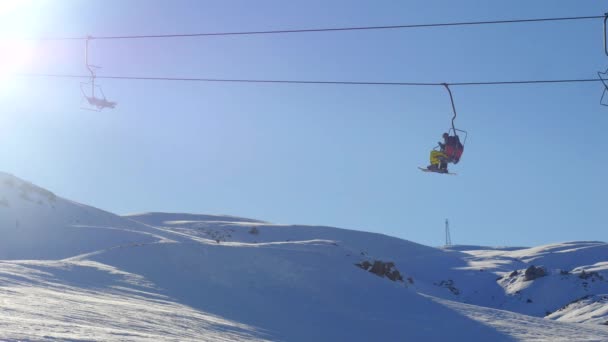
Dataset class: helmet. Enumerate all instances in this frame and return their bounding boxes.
[442,132,449,138]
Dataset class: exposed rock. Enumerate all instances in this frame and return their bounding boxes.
[579,270,604,281]
[355,260,404,282]
[509,270,519,278]
[195,228,231,243]
[369,261,391,276]
[524,265,546,281]
[387,269,403,282]
[435,279,460,295]
[355,261,372,270]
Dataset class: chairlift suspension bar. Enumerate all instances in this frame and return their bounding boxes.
[85,36,97,97]
[443,84,458,132]
[85,37,95,78]
[604,13,608,56]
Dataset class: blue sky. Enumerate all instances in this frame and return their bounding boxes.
[1,0,606,247]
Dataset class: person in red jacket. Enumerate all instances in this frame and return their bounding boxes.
[442,133,464,164]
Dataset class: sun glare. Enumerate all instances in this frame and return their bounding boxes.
[0,40,35,73]
[0,1,23,13]
[0,39,34,94]
[0,1,39,93]
[0,0,36,32]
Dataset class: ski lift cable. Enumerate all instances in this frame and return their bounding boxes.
[15,73,605,87]
[25,15,604,41]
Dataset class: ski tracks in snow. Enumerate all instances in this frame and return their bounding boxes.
[62,224,179,262]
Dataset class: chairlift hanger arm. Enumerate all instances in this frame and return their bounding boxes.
[443,83,458,132]
[604,13,608,56]
[85,36,95,78]
[85,36,102,76]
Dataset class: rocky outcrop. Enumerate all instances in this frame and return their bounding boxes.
[524,265,546,281]
[356,260,404,282]
[435,279,460,295]
[579,270,604,281]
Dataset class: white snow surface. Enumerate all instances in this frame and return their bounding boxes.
[547,294,608,325]
[1,172,608,341]
[447,243,608,319]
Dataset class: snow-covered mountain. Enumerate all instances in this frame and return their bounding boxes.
[0,172,168,260]
[1,172,607,341]
[445,242,608,321]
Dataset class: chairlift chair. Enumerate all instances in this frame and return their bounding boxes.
[80,80,116,111]
[80,36,116,111]
[445,127,467,164]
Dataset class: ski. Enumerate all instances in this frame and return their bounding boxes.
[418,167,457,175]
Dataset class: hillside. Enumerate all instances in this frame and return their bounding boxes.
[446,243,608,322]
[0,173,607,341]
[0,172,169,260]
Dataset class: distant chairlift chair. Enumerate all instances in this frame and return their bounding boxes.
[81,36,116,112]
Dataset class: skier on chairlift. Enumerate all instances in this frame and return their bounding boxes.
[427,133,449,172]
[427,131,464,172]
[420,84,466,175]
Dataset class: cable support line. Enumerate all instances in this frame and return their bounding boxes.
[16,73,605,87]
[28,15,604,41]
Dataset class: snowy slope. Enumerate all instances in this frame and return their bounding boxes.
[0,259,268,341]
[547,294,608,325]
[133,211,608,325]
[0,172,172,259]
[125,212,484,295]
[446,243,608,321]
[1,173,608,341]
[127,213,608,335]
